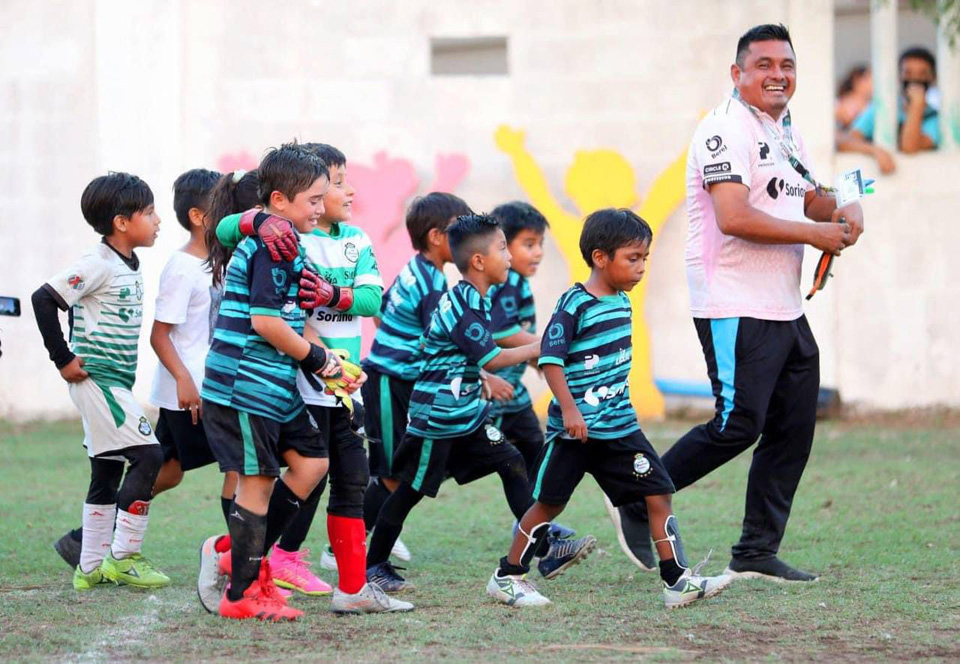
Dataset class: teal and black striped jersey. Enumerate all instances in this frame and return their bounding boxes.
[488,269,536,416]
[407,280,502,439]
[539,283,639,440]
[201,236,307,422]
[364,253,448,381]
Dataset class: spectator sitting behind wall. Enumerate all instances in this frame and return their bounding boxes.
[835,64,872,130]
[836,46,939,175]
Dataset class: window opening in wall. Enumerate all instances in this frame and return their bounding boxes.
[430,36,509,75]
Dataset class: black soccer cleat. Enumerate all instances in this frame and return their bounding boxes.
[366,561,416,593]
[537,534,597,580]
[54,529,83,569]
[724,556,819,583]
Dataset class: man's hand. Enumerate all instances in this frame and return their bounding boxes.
[873,146,896,175]
[59,356,88,383]
[176,377,202,424]
[482,374,515,403]
[561,404,588,442]
[810,221,852,256]
[832,203,864,246]
[905,82,926,109]
[298,267,354,312]
[238,210,299,262]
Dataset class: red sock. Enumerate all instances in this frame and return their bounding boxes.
[215,534,232,553]
[328,514,367,594]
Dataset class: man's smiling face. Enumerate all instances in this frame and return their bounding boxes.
[733,39,797,119]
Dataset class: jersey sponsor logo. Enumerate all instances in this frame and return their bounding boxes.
[547,322,565,346]
[117,306,142,323]
[313,310,354,322]
[584,354,600,370]
[439,297,453,314]
[703,162,731,176]
[583,381,626,407]
[68,274,85,291]
[137,417,152,436]
[400,267,417,287]
[271,267,288,291]
[759,141,771,160]
[465,322,487,342]
[616,348,629,365]
[499,295,517,316]
[766,177,805,200]
[449,377,479,400]
[705,135,723,152]
[343,242,359,263]
[633,453,652,477]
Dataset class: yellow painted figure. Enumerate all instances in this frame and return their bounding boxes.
[495,125,686,419]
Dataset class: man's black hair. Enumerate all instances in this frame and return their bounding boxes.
[579,208,652,267]
[405,192,473,252]
[448,213,501,272]
[736,23,794,68]
[172,168,221,231]
[80,172,154,236]
[489,201,549,243]
[899,46,936,75]
[302,142,347,169]
[258,142,329,206]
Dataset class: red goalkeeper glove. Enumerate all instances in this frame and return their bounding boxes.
[298,267,354,312]
[237,209,299,262]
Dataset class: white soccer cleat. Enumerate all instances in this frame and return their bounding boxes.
[391,537,411,562]
[663,570,733,609]
[486,569,551,607]
[197,535,227,613]
[331,582,414,614]
[319,546,338,572]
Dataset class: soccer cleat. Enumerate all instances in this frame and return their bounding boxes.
[331,582,415,614]
[663,570,733,609]
[391,537,411,562]
[320,546,338,571]
[269,545,333,596]
[537,534,597,580]
[366,561,415,593]
[101,552,171,589]
[219,579,303,622]
[486,569,551,607]
[55,530,82,569]
[548,522,577,540]
[724,556,819,583]
[603,494,656,572]
[73,564,112,591]
[198,535,228,613]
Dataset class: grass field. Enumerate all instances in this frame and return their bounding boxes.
[1,416,958,662]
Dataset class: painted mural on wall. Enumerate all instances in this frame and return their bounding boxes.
[494,125,688,419]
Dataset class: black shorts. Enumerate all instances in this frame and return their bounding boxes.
[156,408,216,471]
[361,368,415,478]
[494,407,545,471]
[306,404,369,517]
[202,400,327,477]
[393,422,522,498]
[532,430,675,507]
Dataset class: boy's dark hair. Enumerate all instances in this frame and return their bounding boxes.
[579,208,652,267]
[302,142,347,169]
[490,201,549,243]
[173,168,221,231]
[899,46,936,75]
[206,170,261,286]
[406,192,473,252]
[258,142,329,206]
[736,23,793,67]
[80,172,154,236]
[448,214,501,272]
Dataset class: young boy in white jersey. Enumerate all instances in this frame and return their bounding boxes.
[219,143,411,613]
[32,172,169,590]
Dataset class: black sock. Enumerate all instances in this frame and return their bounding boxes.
[278,477,326,552]
[659,558,685,586]
[70,527,83,543]
[496,456,533,521]
[498,556,529,576]
[362,478,391,533]
[227,503,266,601]
[220,496,234,527]
[263,480,303,555]
[367,483,423,566]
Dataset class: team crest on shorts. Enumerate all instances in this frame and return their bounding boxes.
[485,424,503,445]
[138,417,153,436]
[633,453,651,477]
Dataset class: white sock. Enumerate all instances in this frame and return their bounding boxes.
[80,503,116,573]
[111,507,150,559]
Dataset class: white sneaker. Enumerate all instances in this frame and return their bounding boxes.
[197,535,227,613]
[320,546,338,572]
[663,568,733,609]
[486,569,551,607]
[331,582,414,614]
[391,537,411,562]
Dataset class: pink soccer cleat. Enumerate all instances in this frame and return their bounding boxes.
[269,544,333,596]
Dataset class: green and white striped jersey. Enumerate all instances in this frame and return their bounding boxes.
[46,241,145,389]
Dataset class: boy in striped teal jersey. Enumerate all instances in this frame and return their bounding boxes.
[487,209,732,609]
[32,173,169,591]
[364,215,596,593]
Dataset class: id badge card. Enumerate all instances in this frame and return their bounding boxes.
[836,169,864,208]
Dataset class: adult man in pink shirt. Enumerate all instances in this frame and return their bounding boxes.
[610,24,864,582]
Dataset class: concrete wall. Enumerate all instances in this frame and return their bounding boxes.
[0,0,956,420]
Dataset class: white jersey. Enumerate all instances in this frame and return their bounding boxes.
[296,223,383,407]
[685,96,816,321]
